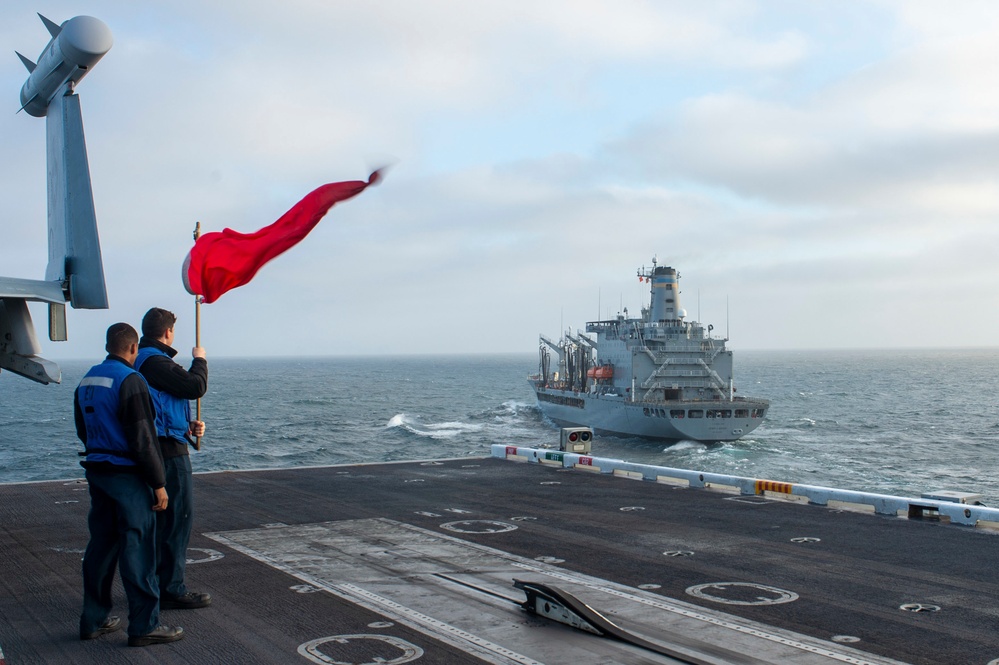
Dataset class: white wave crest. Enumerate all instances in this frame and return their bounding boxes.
[500,400,533,415]
[667,440,707,452]
[386,414,487,440]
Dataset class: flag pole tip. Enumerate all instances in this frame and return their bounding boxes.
[368,162,396,185]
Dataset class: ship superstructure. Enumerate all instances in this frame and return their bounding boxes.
[529,258,768,442]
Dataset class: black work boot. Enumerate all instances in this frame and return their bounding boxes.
[160,591,212,610]
[128,625,184,647]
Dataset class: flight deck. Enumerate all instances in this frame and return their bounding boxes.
[3,451,999,664]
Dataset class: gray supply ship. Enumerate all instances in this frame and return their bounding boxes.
[529,259,769,442]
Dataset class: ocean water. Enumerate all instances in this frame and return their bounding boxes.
[2,350,998,505]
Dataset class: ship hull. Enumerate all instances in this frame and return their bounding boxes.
[533,385,766,442]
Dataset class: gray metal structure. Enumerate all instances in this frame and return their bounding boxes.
[529,258,769,442]
[1,14,112,384]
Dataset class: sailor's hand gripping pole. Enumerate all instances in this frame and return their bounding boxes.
[192,222,203,451]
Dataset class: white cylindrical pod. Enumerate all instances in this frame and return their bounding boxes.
[20,16,113,117]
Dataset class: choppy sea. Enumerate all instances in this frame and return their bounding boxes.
[2,349,998,505]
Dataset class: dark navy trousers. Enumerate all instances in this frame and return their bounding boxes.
[157,454,193,597]
[81,470,160,637]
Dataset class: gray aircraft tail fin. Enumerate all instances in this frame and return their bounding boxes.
[44,91,109,310]
[2,15,112,385]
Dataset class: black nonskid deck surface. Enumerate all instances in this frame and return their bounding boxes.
[2,456,998,664]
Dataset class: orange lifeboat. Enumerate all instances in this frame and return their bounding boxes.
[594,365,614,380]
[586,367,598,378]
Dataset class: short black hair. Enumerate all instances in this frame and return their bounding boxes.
[141,307,177,338]
[106,322,138,355]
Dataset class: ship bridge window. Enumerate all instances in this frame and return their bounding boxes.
[752,408,766,418]
[735,409,749,418]
[670,409,684,419]
[688,409,703,418]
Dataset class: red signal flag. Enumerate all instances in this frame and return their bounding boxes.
[183,170,382,304]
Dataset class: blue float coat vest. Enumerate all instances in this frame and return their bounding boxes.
[77,359,141,466]
[134,347,191,444]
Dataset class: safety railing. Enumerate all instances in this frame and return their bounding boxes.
[492,445,999,529]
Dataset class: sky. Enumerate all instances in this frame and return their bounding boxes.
[2,1,998,363]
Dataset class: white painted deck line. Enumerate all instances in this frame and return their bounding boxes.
[207,517,910,665]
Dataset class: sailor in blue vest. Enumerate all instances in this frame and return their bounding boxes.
[75,323,184,646]
[135,307,210,610]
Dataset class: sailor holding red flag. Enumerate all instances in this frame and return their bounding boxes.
[124,170,383,625]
